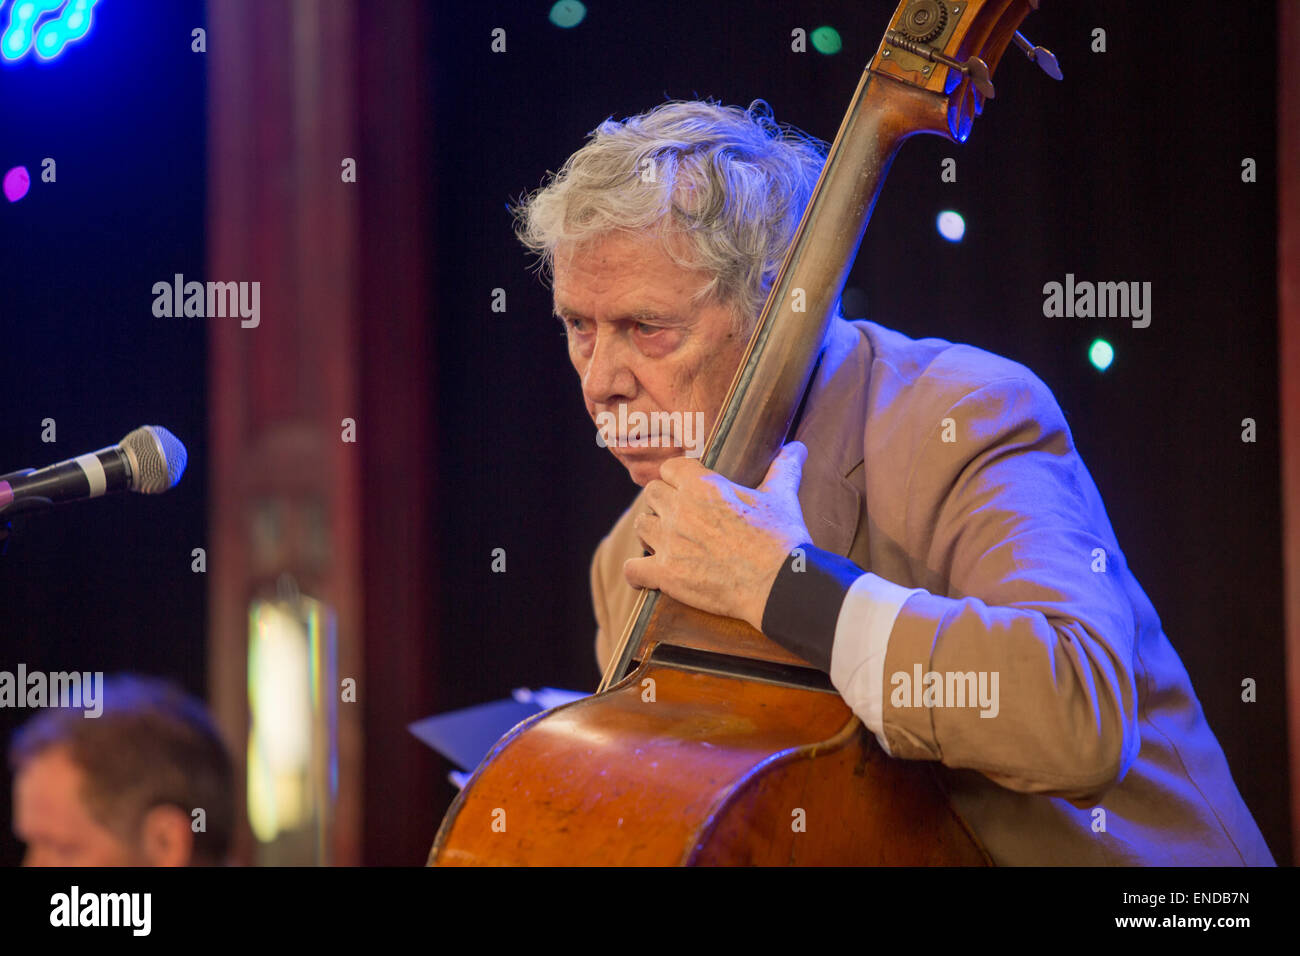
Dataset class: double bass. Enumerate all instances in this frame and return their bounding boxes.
[431,0,1060,866]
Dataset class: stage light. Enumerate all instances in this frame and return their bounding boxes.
[548,1,586,29]
[2,0,98,63]
[937,209,965,242]
[811,25,841,55]
[3,165,29,201]
[1089,338,1114,371]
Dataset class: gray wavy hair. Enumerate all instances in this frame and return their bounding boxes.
[514,99,829,331]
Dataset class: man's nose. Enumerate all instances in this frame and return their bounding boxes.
[581,330,636,407]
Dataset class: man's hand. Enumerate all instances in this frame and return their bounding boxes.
[623,441,813,631]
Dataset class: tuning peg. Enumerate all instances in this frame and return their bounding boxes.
[963,56,994,99]
[1013,30,1063,80]
[884,29,996,99]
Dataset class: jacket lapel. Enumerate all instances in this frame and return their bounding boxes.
[791,318,872,559]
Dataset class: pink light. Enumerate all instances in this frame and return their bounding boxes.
[4,166,30,202]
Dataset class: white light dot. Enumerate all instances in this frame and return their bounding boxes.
[937,210,966,243]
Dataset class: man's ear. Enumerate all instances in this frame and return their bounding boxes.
[138,805,195,867]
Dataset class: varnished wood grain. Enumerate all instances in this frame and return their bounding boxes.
[431,661,988,866]
[634,594,810,669]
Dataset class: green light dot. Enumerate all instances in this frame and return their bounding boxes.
[811,25,842,55]
[549,1,586,28]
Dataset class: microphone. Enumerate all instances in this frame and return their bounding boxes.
[0,426,188,515]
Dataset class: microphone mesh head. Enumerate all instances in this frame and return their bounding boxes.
[121,425,188,494]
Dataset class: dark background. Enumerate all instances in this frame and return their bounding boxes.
[0,0,1287,865]
[0,1,208,865]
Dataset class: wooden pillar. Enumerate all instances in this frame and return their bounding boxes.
[207,0,363,865]
[206,0,435,865]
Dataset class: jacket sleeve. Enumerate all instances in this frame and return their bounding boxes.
[762,375,1144,804]
[881,376,1143,802]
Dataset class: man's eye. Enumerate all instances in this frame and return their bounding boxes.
[635,322,660,335]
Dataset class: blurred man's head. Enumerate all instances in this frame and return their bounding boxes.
[9,674,234,866]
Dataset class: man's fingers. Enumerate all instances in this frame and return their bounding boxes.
[642,479,671,516]
[659,455,709,488]
[623,554,657,590]
[633,512,661,552]
[758,440,808,496]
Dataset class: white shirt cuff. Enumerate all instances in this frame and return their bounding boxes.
[829,573,925,757]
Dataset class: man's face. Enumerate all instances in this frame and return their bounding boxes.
[12,746,142,866]
[552,232,749,486]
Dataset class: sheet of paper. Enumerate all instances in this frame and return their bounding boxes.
[408,687,587,778]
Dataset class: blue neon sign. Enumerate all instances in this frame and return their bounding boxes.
[2,0,100,62]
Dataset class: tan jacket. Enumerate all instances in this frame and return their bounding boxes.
[590,316,1275,866]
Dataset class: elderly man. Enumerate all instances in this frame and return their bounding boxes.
[515,99,1273,865]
